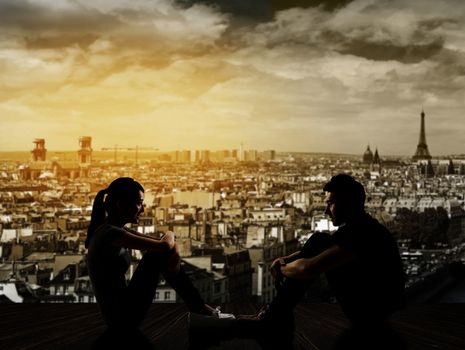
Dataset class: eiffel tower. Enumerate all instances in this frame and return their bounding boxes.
[412,109,432,161]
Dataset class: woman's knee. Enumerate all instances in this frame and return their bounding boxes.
[143,249,180,271]
[140,251,161,261]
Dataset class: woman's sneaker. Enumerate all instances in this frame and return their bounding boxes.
[212,306,236,319]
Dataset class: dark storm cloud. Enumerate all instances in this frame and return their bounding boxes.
[0,0,123,51]
[0,0,229,53]
[177,0,354,19]
[276,0,354,11]
[240,4,463,65]
[337,37,444,63]
[0,0,231,85]
[0,0,121,32]
[177,0,271,19]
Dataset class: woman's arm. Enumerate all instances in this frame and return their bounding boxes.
[123,227,164,241]
[112,229,175,253]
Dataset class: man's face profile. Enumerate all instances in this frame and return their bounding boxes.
[324,191,346,226]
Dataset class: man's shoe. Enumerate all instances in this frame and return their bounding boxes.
[188,311,238,348]
[236,305,269,321]
[237,305,295,349]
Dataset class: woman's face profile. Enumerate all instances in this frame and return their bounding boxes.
[117,190,145,224]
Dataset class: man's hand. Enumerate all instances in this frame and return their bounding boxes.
[280,259,307,279]
[270,257,286,279]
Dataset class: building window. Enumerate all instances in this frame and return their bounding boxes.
[155,292,159,300]
[164,291,171,300]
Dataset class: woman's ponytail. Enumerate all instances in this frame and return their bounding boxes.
[86,178,144,248]
[85,189,107,248]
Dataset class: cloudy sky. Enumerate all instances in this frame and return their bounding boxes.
[1,0,464,155]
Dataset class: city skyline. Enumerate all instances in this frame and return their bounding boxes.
[1,0,465,155]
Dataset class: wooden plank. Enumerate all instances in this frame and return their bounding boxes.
[0,303,464,350]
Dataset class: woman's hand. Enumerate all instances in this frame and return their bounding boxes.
[161,231,176,250]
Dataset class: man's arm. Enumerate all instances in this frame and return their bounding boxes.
[280,245,355,280]
[271,250,301,269]
[282,250,302,263]
[270,250,301,278]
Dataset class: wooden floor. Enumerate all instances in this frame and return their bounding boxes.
[0,303,464,350]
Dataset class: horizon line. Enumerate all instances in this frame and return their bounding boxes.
[1,149,463,158]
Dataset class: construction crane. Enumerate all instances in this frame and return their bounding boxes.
[101,145,158,164]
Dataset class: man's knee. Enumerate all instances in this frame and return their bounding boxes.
[300,232,334,258]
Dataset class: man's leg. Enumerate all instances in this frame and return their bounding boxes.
[237,232,335,349]
[267,232,334,315]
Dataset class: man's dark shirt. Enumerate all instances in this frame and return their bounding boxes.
[327,213,405,324]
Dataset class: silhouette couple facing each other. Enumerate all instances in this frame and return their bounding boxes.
[87,175,405,349]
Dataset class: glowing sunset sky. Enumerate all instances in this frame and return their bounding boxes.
[1,0,465,155]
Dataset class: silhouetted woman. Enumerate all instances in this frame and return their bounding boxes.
[86,177,214,333]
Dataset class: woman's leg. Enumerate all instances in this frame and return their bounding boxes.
[123,251,163,327]
[125,249,210,322]
[163,267,210,315]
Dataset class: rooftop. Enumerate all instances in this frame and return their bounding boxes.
[0,303,464,350]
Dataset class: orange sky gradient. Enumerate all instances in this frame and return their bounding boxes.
[1,0,465,155]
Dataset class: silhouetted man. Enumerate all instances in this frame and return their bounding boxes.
[237,174,406,349]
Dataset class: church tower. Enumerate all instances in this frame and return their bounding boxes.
[78,136,92,165]
[373,148,380,164]
[31,138,47,161]
[78,136,92,178]
[412,109,432,161]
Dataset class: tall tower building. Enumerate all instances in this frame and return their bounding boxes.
[195,150,201,163]
[200,150,210,163]
[178,150,191,163]
[412,109,432,161]
[31,138,47,161]
[78,136,93,165]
